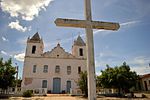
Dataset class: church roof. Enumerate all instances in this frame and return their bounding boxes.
[30,32,41,41]
[74,35,86,46]
[28,32,43,43]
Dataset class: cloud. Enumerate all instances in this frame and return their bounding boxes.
[126,56,150,75]
[131,66,150,75]
[0,50,13,57]
[103,0,118,7]
[14,53,25,62]
[98,51,117,58]
[95,60,104,68]
[2,36,9,42]
[128,56,150,66]
[93,20,140,35]
[0,0,54,21]
[16,37,27,45]
[93,30,107,35]
[95,54,150,75]
[8,20,30,32]
[44,34,84,50]
[1,50,8,55]
[96,71,101,76]
[120,20,140,27]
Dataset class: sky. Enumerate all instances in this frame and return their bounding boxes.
[0,0,150,78]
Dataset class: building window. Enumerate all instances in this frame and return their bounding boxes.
[55,65,60,73]
[43,65,48,73]
[32,45,36,54]
[33,65,36,73]
[78,66,81,74]
[42,80,47,88]
[149,80,150,85]
[67,66,71,75]
[79,48,83,56]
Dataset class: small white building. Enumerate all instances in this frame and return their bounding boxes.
[139,74,150,91]
[21,32,87,94]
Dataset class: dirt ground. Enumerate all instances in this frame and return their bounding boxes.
[8,93,150,100]
[8,96,150,100]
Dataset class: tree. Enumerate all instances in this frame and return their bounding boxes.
[0,58,16,92]
[97,62,138,94]
[77,71,88,97]
[16,79,22,87]
[97,66,116,89]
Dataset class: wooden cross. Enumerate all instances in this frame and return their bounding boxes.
[54,0,120,100]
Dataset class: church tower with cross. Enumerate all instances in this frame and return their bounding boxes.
[72,35,86,59]
[22,32,87,94]
[26,32,44,57]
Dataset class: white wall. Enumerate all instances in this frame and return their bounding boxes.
[22,57,86,92]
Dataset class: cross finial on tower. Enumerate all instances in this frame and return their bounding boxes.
[56,38,61,44]
[37,27,39,33]
[78,32,81,36]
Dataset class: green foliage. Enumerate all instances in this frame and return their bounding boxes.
[16,79,22,87]
[77,71,88,97]
[0,58,16,90]
[22,90,33,97]
[97,62,139,94]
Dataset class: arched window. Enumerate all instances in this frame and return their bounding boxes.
[79,48,83,56]
[32,45,36,54]
[78,66,81,74]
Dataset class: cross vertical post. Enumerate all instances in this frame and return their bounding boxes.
[54,0,120,99]
[84,0,96,100]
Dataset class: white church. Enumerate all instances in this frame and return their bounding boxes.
[21,32,87,94]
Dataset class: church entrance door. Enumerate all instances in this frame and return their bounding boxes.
[66,80,71,93]
[53,78,61,93]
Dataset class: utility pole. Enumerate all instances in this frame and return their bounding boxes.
[15,63,18,94]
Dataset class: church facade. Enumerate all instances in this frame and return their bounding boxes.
[21,32,87,94]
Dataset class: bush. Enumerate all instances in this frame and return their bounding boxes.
[142,94,147,98]
[22,90,33,97]
[47,90,51,94]
[62,90,66,94]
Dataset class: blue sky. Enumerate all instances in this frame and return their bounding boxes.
[0,0,150,78]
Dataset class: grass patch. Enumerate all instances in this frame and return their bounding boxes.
[22,90,33,97]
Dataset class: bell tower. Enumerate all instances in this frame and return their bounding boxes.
[25,32,44,57]
[72,35,86,59]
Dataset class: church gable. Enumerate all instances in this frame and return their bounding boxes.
[43,43,74,58]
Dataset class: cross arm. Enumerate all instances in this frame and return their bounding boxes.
[55,18,120,31]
